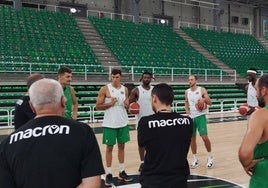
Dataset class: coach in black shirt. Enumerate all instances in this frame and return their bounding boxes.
[138,83,193,188]
[14,74,44,129]
[0,79,104,188]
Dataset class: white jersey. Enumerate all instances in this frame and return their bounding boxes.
[102,83,128,128]
[137,85,154,121]
[187,86,206,118]
[247,82,258,107]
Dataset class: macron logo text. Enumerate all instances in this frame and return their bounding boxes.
[148,118,191,128]
[9,125,70,144]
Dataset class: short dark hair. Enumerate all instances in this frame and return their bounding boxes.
[258,74,268,89]
[152,83,174,106]
[111,68,122,75]
[140,71,154,81]
[27,74,44,89]
[58,67,72,75]
[190,75,197,80]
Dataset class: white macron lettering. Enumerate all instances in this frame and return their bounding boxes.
[9,125,70,144]
[148,118,190,128]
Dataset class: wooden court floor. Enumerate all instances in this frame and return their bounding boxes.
[0,112,250,187]
[93,112,250,187]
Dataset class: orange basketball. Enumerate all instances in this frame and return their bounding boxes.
[239,103,249,116]
[195,99,207,111]
[129,102,140,114]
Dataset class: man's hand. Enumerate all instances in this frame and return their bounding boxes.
[244,158,264,176]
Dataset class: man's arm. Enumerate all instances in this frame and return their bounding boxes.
[129,87,139,104]
[138,117,146,147]
[124,86,129,109]
[201,87,212,105]
[95,86,117,110]
[239,110,264,175]
[184,90,190,115]
[0,142,16,188]
[76,176,101,188]
[70,86,78,120]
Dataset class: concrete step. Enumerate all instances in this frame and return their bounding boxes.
[93,48,110,53]
[95,52,113,57]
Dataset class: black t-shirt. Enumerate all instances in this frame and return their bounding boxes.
[14,96,35,129]
[138,112,193,188]
[0,116,104,188]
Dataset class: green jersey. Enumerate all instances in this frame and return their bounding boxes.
[64,85,73,119]
[249,105,268,188]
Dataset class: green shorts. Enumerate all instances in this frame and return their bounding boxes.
[192,115,208,136]
[102,126,130,146]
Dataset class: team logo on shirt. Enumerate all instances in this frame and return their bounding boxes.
[9,125,70,144]
[148,118,191,128]
[16,99,23,105]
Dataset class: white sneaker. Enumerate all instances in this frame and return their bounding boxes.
[207,157,213,168]
[190,159,199,169]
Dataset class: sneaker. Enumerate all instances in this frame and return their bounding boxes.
[138,163,144,173]
[105,174,113,187]
[190,159,199,169]
[207,158,213,169]
[118,170,133,182]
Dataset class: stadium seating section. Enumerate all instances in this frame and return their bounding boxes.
[181,27,268,77]
[0,5,103,73]
[1,5,266,127]
[89,16,223,76]
[0,84,246,126]
[1,5,267,77]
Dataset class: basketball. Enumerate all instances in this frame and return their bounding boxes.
[129,102,140,114]
[238,103,249,116]
[195,99,207,111]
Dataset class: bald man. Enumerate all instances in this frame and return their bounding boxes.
[0,79,104,188]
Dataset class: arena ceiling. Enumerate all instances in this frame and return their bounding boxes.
[163,0,268,9]
[229,0,268,8]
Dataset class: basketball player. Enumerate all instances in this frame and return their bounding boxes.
[138,83,193,188]
[244,68,258,115]
[0,79,104,188]
[58,67,78,120]
[129,71,154,173]
[95,68,133,186]
[14,73,44,129]
[239,74,268,188]
[185,75,213,169]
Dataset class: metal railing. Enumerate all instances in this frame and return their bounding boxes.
[178,21,251,35]
[0,61,237,82]
[0,99,247,129]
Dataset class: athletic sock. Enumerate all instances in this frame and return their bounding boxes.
[193,154,198,161]
[207,152,212,159]
[106,167,112,175]
[119,163,125,173]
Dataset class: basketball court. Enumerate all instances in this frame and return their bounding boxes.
[0,112,249,187]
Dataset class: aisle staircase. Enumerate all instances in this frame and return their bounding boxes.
[75,17,120,73]
[175,28,242,82]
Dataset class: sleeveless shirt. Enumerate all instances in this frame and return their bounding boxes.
[247,82,258,107]
[137,85,154,121]
[64,85,72,119]
[102,83,128,128]
[249,105,268,188]
[187,86,206,118]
